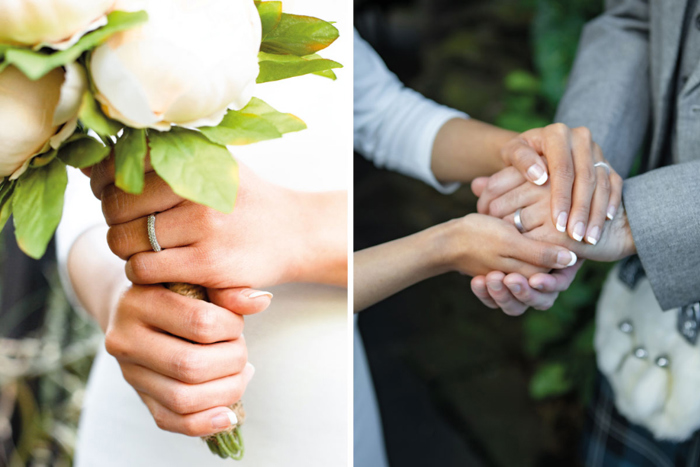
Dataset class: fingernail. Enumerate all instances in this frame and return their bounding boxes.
[586,226,600,245]
[556,212,568,232]
[212,410,238,430]
[527,164,548,185]
[533,284,544,291]
[508,283,521,294]
[573,222,585,242]
[487,281,503,291]
[246,362,255,376]
[557,250,577,267]
[607,205,616,221]
[248,291,273,299]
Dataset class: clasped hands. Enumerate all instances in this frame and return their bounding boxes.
[464,124,636,315]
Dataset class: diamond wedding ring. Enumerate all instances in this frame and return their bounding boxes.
[147,214,162,252]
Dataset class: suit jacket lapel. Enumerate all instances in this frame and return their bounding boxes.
[649,0,688,167]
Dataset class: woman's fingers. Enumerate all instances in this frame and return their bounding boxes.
[503,200,547,233]
[208,288,273,315]
[487,181,547,218]
[508,232,577,270]
[471,276,499,309]
[139,393,240,438]
[528,261,584,293]
[122,362,255,415]
[101,171,184,226]
[502,274,558,311]
[567,127,597,241]
[483,271,528,316]
[606,170,623,221]
[107,327,248,384]
[90,153,155,201]
[120,286,244,344]
[475,166,526,214]
[500,138,549,186]
[535,124,575,232]
[106,204,201,260]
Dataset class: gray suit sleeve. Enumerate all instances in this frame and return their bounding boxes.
[623,162,700,310]
[555,0,651,177]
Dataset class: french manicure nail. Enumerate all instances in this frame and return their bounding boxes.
[527,164,548,185]
[248,291,273,299]
[607,205,616,220]
[557,250,577,267]
[556,212,568,232]
[487,281,503,291]
[586,226,600,245]
[573,222,585,242]
[212,410,238,430]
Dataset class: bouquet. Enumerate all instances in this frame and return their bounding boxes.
[0,0,341,460]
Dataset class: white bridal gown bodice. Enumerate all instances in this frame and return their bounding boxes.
[56,2,350,465]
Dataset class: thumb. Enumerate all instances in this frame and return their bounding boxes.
[511,235,578,270]
[502,140,549,186]
[208,287,273,315]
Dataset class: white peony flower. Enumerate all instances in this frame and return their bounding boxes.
[0,64,87,178]
[0,0,116,50]
[90,0,262,131]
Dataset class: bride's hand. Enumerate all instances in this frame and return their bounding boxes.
[105,284,266,437]
[88,156,347,289]
[499,124,622,244]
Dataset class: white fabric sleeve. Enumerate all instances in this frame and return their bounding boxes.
[353,29,469,194]
[55,167,107,313]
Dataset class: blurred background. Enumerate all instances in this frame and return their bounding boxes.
[354,0,615,466]
[0,230,100,467]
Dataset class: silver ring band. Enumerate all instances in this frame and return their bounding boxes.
[147,214,162,252]
[514,208,526,233]
[594,161,611,176]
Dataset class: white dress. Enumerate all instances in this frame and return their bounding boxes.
[57,2,352,465]
[353,30,468,467]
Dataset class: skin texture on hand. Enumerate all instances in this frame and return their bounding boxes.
[88,155,348,289]
[499,124,623,243]
[470,164,633,315]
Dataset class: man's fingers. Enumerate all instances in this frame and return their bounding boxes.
[476,166,526,214]
[208,287,273,315]
[484,271,528,316]
[122,363,254,415]
[471,276,499,309]
[139,393,241,437]
[500,139,549,185]
[471,177,489,198]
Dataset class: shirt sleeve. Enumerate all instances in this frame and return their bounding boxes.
[353,29,468,194]
[55,167,107,313]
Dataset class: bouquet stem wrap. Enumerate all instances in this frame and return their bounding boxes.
[166,282,247,460]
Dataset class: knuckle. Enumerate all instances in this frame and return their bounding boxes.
[168,385,196,414]
[172,348,205,384]
[127,255,152,283]
[101,185,131,225]
[512,146,533,165]
[553,165,575,185]
[104,330,126,359]
[189,306,217,344]
[180,417,200,437]
[547,122,569,138]
[573,126,592,141]
[106,226,132,259]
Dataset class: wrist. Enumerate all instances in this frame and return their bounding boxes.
[423,217,469,277]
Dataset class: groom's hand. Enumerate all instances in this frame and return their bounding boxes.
[500,124,622,245]
[105,284,267,437]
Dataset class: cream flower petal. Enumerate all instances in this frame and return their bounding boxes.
[44,15,109,51]
[53,63,87,126]
[50,117,79,150]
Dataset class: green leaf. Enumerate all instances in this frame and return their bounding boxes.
[257,51,342,83]
[12,160,68,259]
[200,97,306,146]
[149,128,238,213]
[114,128,147,194]
[257,1,283,37]
[79,91,122,138]
[261,13,339,56]
[29,149,58,168]
[58,134,110,168]
[3,10,148,80]
[529,363,573,400]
